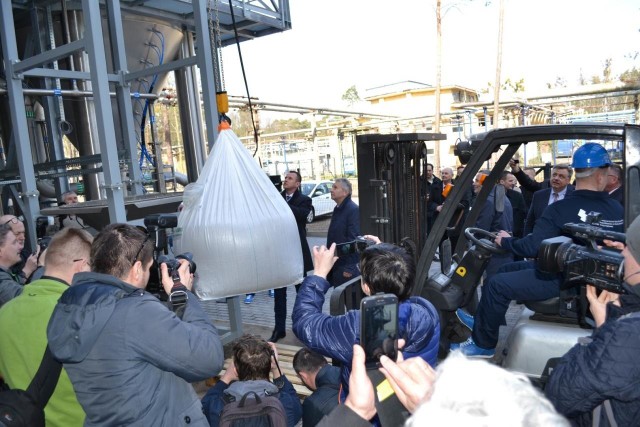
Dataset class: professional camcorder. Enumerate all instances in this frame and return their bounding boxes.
[143,213,196,297]
[157,253,196,283]
[335,236,376,257]
[537,212,626,294]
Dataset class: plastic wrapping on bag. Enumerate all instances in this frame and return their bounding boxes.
[173,127,303,300]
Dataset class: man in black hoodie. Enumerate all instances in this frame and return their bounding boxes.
[546,214,640,426]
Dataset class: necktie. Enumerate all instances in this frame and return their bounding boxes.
[552,192,559,203]
[286,195,292,202]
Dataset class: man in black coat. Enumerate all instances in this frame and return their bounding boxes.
[605,164,624,207]
[501,171,527,238]
[293,347,341,426]
[523,164,574,236]
[546,215,640,426]
[270,170,313,343]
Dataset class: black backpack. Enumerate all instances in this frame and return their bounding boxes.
[219,391,287,427]
[0,346,62,427]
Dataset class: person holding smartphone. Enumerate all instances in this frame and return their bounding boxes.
[292,240,440,399]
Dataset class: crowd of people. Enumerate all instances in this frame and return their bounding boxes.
[0,141,634,427]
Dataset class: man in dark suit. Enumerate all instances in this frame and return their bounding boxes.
[501,172,527,238]
[270,170,313,343]
[523,164,574,236]
[422,163,443,233]
[606,164,624,207]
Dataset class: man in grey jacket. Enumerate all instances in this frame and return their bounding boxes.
[47,223,224,426]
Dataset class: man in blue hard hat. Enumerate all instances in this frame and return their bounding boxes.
[452,143,624,358]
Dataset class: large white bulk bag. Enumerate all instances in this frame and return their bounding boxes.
[173,125,303,300]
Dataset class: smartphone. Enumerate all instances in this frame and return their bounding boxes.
[360,294,398,369]
[335,236,374,258]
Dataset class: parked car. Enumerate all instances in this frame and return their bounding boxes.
[301,180,335,223]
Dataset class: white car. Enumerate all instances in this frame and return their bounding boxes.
[301,180,336,223]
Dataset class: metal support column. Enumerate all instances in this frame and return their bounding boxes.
[82,0,126,222]
[105,0,144,196]
[0,0,42,249]
[193,0,220,151]
[175,31,206,180]
[35,6,68,197]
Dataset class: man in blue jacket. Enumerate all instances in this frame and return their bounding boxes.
[452,143,624,358]
[546,214,640,426]
[326,178,360,287]
[292,241,440,396]
[202,335,302,427]
[47,224,224,426]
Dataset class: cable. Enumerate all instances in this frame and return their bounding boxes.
[228,0,259,156]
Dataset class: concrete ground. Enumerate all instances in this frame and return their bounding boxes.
[201,215,523,363]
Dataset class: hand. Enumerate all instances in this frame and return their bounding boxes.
[362,235,382,245]
[344,345,376,421]
[494,230,511,246]
[267,342,281,378]
[312,244,338,279]
[509,159,521,173]
[379,351,436,413]
[436,205,443,212]
[603,239,625,251]
[160,259,194,294]
[221,361,238,384]
[586,285,620,327]
[23,247,40,278]
[37,248,47,267]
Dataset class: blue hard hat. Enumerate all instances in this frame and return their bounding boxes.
[572,143,611,168]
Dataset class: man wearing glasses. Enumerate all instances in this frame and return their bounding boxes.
[47,223,224,426]
[0,214,39,281]
[0,228,93,426]
[0,223,25,307]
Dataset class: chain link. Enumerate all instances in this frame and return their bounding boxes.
[207,0,220,92]
[215,0,225,90]
[207,0,225,92]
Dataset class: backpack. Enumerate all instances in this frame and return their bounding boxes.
[219,391,287,427]
[0,346,62,427]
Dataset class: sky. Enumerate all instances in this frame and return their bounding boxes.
[219,0,640,109]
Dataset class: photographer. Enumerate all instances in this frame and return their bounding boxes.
[545,215,640,426]
[202,335,302,427]
[292,240,440,398]
[452,143,624,358]
[47,223,224,426]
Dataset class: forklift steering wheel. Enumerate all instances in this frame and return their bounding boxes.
[464,227,508,255]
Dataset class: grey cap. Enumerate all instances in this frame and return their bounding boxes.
[627,215,640,264]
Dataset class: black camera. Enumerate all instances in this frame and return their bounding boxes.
[144,213,178,229]
[537,212,626,293]
[157,253,196,283]
[335,236,375,257]
[36,236,52,263]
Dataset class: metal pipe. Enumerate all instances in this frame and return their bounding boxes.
[0,88,157,99]
[228,96,394,118]
[61,0,79,91]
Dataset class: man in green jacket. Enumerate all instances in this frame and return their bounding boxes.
[0,228,93,426]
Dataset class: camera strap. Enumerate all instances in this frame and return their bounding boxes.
[168,283,188,319]
[366,369,409,427]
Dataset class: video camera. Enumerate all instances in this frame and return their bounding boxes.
[157,253,196,284]
[143,213,196,297]
[537,212,627,294]
[335,236,376,257]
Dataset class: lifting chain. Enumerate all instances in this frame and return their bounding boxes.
[207,0,225,92]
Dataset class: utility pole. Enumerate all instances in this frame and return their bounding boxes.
[492,0,505,129]
[434,0,442,171]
